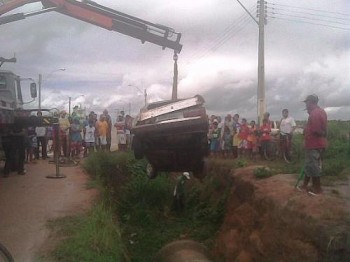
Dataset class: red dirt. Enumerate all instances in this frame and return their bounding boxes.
[0,159,97,262]
[212,166,350,261]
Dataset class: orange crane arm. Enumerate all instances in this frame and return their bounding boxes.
[0,0,182,52]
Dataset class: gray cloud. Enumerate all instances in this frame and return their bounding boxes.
[1,0,349,122]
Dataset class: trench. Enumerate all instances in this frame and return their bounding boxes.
[157,165,350,261]
[85,153,350,261]
[209,167,350,262]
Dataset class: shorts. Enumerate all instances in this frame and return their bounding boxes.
[85,142,95,148]
[210,139,220,152]
[99,136,107,145]
[304,149,324,177]
[238,139,248,149]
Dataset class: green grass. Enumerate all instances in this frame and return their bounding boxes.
[115,157,232,261]
[46,121,350,261]
[254,166,273,179]
[47,203,126,262]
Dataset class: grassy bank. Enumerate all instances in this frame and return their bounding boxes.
[47,121,349,261]
[83,151,233,261]
[45,202,126,262]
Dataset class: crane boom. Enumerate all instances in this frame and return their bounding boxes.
[0,0,182,52]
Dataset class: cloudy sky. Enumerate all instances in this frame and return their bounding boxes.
[1,0,349,122]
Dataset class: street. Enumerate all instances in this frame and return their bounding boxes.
[0,159,96,261]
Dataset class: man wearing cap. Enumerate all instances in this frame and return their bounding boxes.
[299,94,328,195]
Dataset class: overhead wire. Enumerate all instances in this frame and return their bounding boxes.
[268,15,350,31]
[266,1,350,31]
[183,4,257,67]
[267,9,350,27]
[268,2,350,17]
[266,6,350,22]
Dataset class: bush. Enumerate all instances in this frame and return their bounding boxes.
[254,167,273,179]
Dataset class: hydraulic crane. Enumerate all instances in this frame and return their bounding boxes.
[0,0,182,53]
[1,1,202,178]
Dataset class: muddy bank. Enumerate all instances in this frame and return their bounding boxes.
[213,167,350,261]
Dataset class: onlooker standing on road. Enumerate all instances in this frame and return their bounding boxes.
[26,126,37,163]
[103,109,112,151]
[247,120,258,160]
[260,118,272,158]
[59,111,70,157]
[114,114,127,151]
[124,115,133,150]
[299,94,328,195]
[232,114,240,158]
[83,120,96,156]
[208,119,220,157]
[35,111,48,160]
[70,117,83,158]
[96,114,108,151]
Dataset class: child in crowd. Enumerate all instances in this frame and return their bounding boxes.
[70,117,82,158]
[83,120,96,156]
[222,125,233,158]
[238,118,250,157]
[25,126,37,163]
[247,120,258,160]
[259,118,272,157]
[208,119,220,157]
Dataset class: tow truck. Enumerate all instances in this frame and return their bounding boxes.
[0,0,208,178]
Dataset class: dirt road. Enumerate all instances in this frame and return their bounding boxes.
[0,159,96,261]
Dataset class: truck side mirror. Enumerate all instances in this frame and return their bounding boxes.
[30,83,37,98]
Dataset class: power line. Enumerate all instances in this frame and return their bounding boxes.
[268,2,350,17]
[183,5,256,65]
[269,15,350,31]
[267,10,350,27]
[266,6,350,22]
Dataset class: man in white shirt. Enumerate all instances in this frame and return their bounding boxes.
[280,109,296,135]
[279,109,296,161]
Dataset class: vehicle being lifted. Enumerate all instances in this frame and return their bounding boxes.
[1,1,210,178]
[132,95,209,179]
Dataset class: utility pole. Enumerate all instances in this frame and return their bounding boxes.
[38,73,42,109]
[172,51,178,101]
[257,0,266,126]
[236,0,266,125]
[143,89,147,105]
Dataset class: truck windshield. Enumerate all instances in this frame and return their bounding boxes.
[0,75,6,89]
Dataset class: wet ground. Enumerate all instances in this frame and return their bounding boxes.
[0,158,96,262]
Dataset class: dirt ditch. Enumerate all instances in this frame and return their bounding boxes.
[212,166,350,261]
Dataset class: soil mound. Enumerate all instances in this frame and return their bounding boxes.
[213,166,350,261]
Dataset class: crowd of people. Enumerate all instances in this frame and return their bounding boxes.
[207,110,297,160]
[21,108,134,166]
[2,94,328,197]
[207,94,328,196]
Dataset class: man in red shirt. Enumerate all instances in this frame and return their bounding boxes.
[298,94,328,195]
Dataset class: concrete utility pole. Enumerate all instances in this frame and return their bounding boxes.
[257,0,266,126]
[236,0,266,125]
[172,51,178,101]
[38,73,42,109]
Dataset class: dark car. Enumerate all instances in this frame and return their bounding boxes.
[131,95,209,179]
